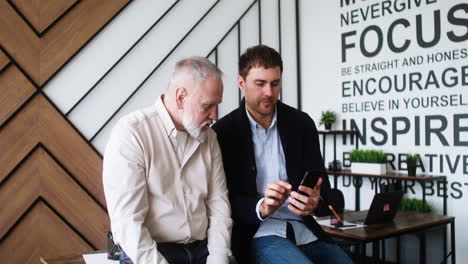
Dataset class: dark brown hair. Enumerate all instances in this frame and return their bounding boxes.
[238,45,283,79]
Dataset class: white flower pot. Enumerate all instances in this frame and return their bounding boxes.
[351,162,387,175]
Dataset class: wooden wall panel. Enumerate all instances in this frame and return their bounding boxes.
[10,0,79,34]
[0,0,130,262]
[0,64,36,126]
[0,94,106,208]
[0,0,130,86]
[0,201,94,264]
[0,49,9,71]
[0,1,39,83]
[0,147,109,247]
[9,0,42,32]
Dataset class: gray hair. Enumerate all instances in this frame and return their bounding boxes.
[170,56,222,86]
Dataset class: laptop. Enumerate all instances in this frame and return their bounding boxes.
[348,191,404,225]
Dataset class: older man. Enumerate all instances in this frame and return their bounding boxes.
[103,57,232,264]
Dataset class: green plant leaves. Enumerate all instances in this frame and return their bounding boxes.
[399,196,433,213]
[319,110,337,125]
[349,149,387,163]
[405,153,420,167]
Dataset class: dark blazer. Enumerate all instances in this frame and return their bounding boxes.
[213,99,332,263]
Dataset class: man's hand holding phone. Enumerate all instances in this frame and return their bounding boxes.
[288,171,323,216]
[259,180,292,218]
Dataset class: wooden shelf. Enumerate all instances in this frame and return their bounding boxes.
[326,170,446,181]
[317,130,358,135]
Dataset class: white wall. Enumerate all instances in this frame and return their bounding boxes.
[301,0,468,262]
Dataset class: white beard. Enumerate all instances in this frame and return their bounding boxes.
[182,112,213,142]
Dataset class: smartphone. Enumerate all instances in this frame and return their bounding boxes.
[290,170,322,210]
[297,170,322,196]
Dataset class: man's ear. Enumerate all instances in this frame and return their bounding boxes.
[175,87,187,110]
[238,75,245,93]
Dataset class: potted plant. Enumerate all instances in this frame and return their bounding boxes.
[406,153,420,176]
[319,110,337,130]
[400,197,432,213]
[349,149,387,175]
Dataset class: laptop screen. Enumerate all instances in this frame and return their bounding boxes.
[349,191,404,225]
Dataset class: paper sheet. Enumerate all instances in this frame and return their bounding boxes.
[83,253,118,264]
[316,219,366,230]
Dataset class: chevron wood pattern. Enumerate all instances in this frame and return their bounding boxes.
[0,64,36,126]
[0,94,107,261]
[0,94,106,207]
[0,0,130,86]
[9,0,79,35]
[0,0,130,262]
[0,146,109,247]
[0,200,94,264]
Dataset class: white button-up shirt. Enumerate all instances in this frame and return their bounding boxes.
[103,96,232,264]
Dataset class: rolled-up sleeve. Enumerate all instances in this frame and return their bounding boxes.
[205,137,233,264]
[103,120,168,264]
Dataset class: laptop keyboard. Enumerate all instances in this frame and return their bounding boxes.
[347,216,366,225]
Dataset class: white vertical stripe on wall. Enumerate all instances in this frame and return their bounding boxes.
[259,0,279,51]
[43,0,177,113]
[41,0,299,154]
[217,27,239,118]
[92,0,256,153]
[67,0,218,139]
[279,0,298,108]
[299,0,340,123]
[240,2,259,55]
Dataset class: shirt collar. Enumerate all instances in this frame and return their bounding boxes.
[155,95,177,138]
[245,105,277,132]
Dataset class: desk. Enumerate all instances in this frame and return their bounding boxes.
[320,211,455,264]
[327,170,449,260]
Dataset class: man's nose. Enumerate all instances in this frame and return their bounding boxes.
[209,107,218,121]
[264,84,273,97]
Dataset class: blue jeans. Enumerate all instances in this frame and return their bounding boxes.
[252,236,353,264]
[120,239,208,264]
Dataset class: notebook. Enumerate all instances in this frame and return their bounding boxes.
[348,191,404,225]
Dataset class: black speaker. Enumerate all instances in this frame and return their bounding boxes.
[380,181,402,193]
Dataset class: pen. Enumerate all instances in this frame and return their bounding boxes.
[328,204,344,224]
[308,194,344,225]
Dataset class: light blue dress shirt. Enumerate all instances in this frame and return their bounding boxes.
[245,107,317,245]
